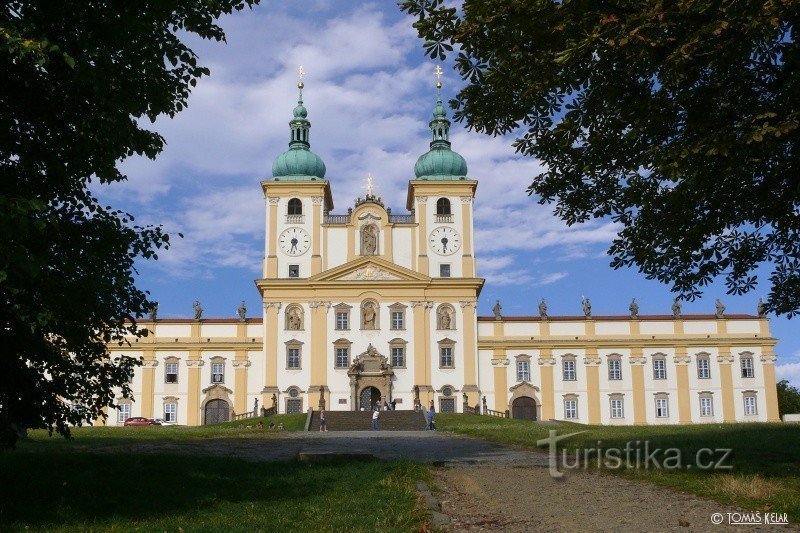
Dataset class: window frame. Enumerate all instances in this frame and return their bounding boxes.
[655,397,669,418]
[439,263,451,278]
[610,397,624,419]
[516,359,530,382]
[164,361,179,384]
[286,341,302,370]
[740,355,755,378]
[743,394,758,416]
[564,398,578,420]
[697,356,711,379]
[389,338,407,368]
[608,357,622,380]
[287,197,303,215]
[117,402,131,423]
[210,361,225,384]
[164,401,177,423]
[699,395,714,417]
[438,340,455,369]
[562,358,577,381]
[652,357,667,380]
[436,197,452,215]
[288,264,300,278]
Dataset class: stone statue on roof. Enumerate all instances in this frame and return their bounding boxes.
[582,297,591,318]
[629,298,639,319]
[192,300,203,320]
[672,299,682,318]
[538,298,548,319]
[148,302,158,322]
[757,298,766,318]
[715,299,725,318]
[237,300,247,321]
[492,300,502,320]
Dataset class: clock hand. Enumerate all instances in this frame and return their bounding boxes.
[441,237,448,252]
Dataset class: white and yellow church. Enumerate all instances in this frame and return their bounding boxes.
[108,77,781,427]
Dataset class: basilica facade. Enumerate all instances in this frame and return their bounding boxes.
[107,80,781,427]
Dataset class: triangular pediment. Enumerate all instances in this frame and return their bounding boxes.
[310,257,431,283]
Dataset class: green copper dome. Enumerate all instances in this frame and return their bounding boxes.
[272,84,326,181]
[414,92,468,180]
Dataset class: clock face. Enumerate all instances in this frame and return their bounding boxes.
[429,227,461,256]
[279,227,310,256]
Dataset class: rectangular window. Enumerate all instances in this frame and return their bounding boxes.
[391,311,404,330]
[655,398,669,418]
[391,346,405,367]
[697,358,711,379]
[335,312,349,330]
[335,347,349,368]
[562,360,576,381]
[211,362,224,384]
[288,265,299,278]
[564,399,578,420]
[164,402,177,423]
[610,398,624,419]
[439,264,451,278]
[608,359,622,380]
[653,359,667,380]
[741,357,754,378]
[165,362,179,383]
[117,403,130,423]
[440,346,453,368]
[517,360,530,382]
[700,397,713,417]
[744,396,758,415]
[287,348,300,369]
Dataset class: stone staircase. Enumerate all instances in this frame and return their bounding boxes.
[308,410,427,431]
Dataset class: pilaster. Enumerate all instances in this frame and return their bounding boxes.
[761,348,780,422]
[140,352,157,418]
[232,356,250,415]
[584,349,601,424]
[537,349,556,420]
[630,348,647,425]
[460,300,479,403]
[491,354,509,412]
[186,353,203,426]
[674,347,692,424]
[717,347,736,422]
[266,197,279,277]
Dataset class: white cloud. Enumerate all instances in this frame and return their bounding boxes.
[776,362,800,387]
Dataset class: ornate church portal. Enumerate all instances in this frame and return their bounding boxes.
[348,344,394,411]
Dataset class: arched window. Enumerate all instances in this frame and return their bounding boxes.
[287,198,303,215]
[436,197,451,215]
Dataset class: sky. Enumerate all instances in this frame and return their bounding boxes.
[99,1,799,386]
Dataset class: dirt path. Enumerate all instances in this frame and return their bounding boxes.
[434,465,794,532]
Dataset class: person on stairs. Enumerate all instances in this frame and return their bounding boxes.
[372,408,380,430]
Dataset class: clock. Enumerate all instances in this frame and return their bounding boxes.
[429,227,461,256]
[279,227,310,256]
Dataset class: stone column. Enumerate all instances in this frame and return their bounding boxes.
[460,300,479,404]
[584,350,602,424]
[761,351,780,422]
[630,349,647,425]
[537,350,556,421]
[309,301,330,408]
[262,302,281,406]
[717,348,736,422]
[491,353,509,412]
[140,351,157,419]
[674,348,692,424]
[186,355,203,426]
[232,357,250,415]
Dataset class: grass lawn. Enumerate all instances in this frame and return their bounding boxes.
[19,414,308,449]
[1,415,430,532]
[437,414,800,521]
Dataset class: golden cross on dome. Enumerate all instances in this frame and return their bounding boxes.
[363,173,375,197]
[297,65,306,81]
[434,64,443,91]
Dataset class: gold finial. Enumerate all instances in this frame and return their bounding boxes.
[363,173,375,197]
[434,64,443,89]
[297,65,306,89]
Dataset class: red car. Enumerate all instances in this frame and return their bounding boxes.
[123,417,161,427]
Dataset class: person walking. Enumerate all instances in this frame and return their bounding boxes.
[319,409,327,432]
[390,399,396,411]
[426,405,436,430]
[371,408,380,430]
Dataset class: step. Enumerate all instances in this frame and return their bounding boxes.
[309,410,427,431]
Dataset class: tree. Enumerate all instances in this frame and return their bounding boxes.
[0,0,258,445]
[401,0,800,316]
[777,380,800,418]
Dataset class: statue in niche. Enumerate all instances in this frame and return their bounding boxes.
[192,300,203,320]
[287,307,302,330]
[362,301,377,329]
[672,299,682,318]
[538,298,548,319]
[438,306,453,329]
[237,300,247,321]
[361,224,377,255]
[629,298,639,319]
[715,299,726,318]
